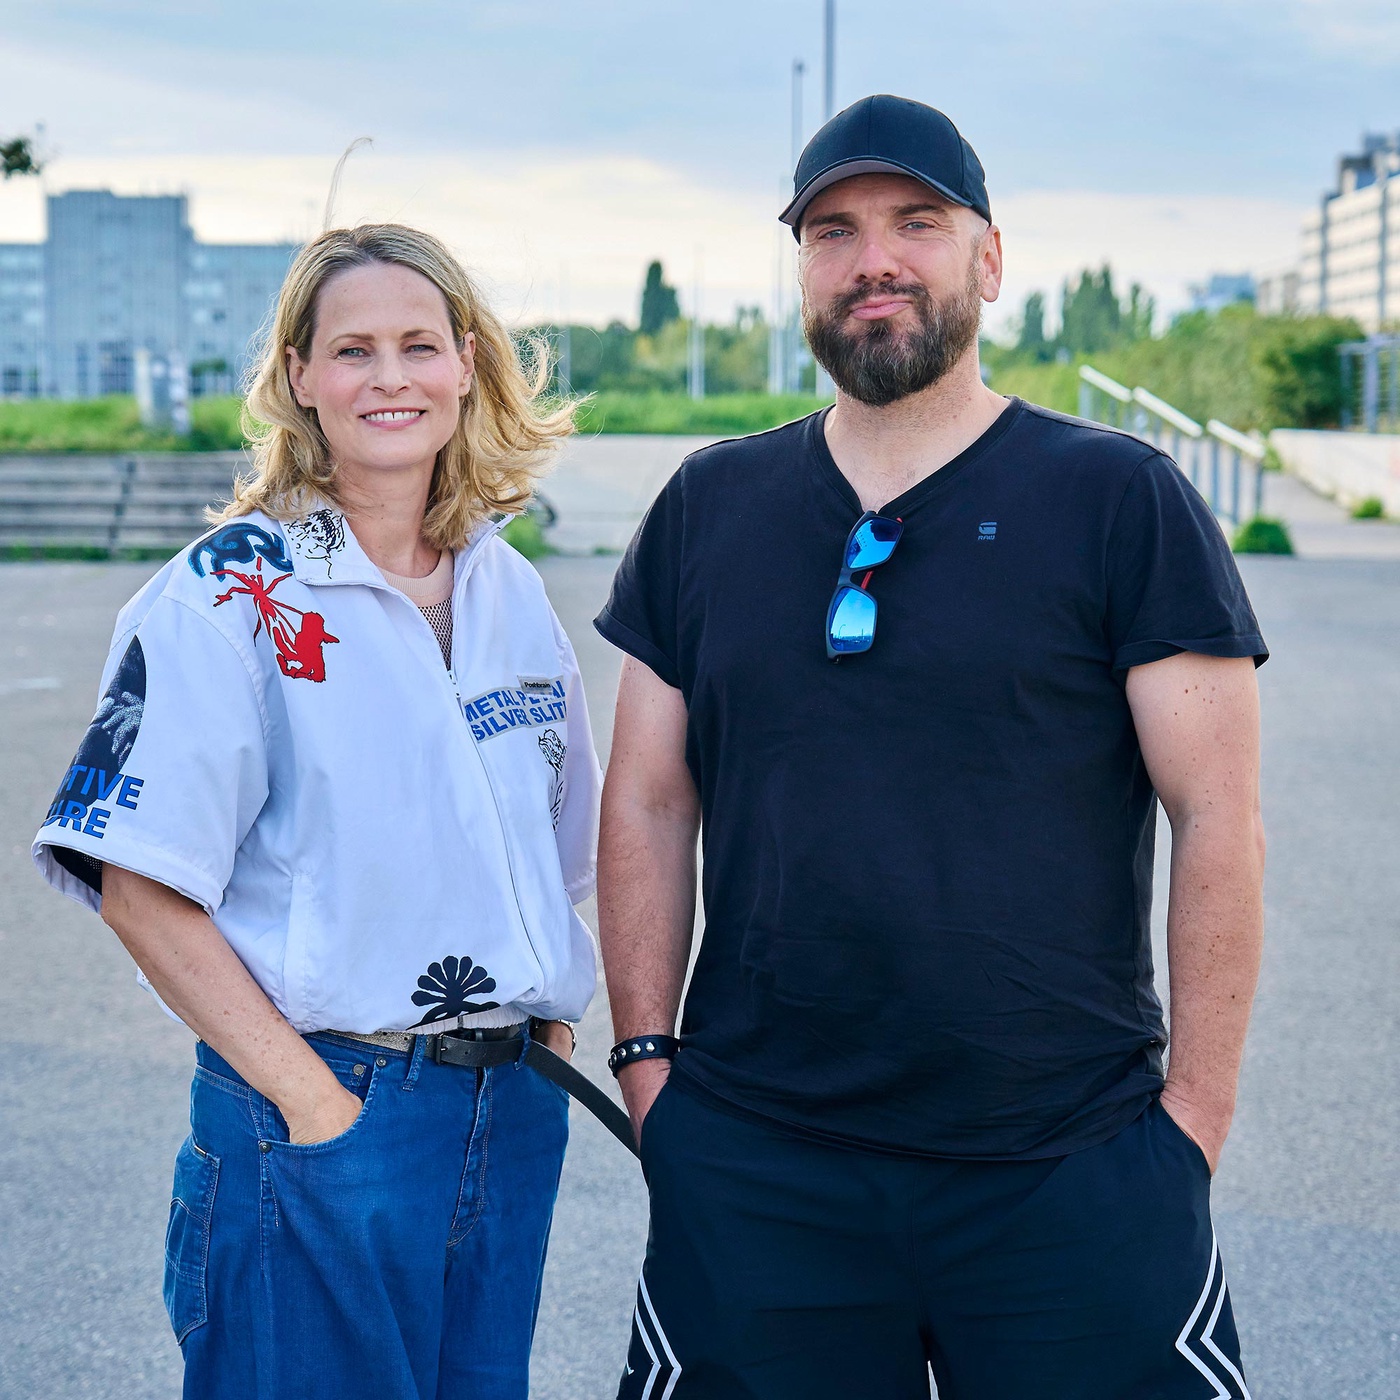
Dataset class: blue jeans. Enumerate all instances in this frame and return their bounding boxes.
[164,1029,569,1399]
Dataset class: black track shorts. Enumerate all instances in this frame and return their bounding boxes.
[618,1076,1249,1400]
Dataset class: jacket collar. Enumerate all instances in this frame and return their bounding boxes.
[280,504,507,589]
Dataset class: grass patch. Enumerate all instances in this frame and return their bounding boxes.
[0,395,248,453]
[0,543,176,562]
[1351,495,1385,519]
[0,393,832,450]
[1232,516,1294,555]
[189,397,250,450]
[500,513,551,560]
[573,391,830,436]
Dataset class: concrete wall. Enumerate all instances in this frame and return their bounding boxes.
[1271,429,1400,517]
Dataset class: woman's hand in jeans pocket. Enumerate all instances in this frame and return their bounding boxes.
[282,1080,365,1145]
[534,1020,576,1061]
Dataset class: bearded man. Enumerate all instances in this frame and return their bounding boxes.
[596,95,1265,1400]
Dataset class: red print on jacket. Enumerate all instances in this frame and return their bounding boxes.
[212,559,340,682]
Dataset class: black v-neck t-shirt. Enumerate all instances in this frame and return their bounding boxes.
[595,400,1266,1159]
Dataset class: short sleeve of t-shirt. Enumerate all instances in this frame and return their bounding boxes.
[1106,451,1267,672]
[32,595,271,916]
[595,468,685,689]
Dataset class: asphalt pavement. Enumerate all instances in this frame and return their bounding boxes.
[1,511,1397,1397]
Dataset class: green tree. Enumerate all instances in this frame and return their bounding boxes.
[1124,283,1155,342]
[1057,265,1154,356]
[705,306,769,394]
[1252,315,1361,429]
[1059,267,1122,355]
[639,261,681,336]
[1016,291,1050,361]
[548,320,640,394]
[1,135,42,179]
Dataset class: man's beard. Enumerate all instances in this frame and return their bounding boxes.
[803,261,984,408]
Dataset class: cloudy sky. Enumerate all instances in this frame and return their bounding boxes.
[2,0,1398,335]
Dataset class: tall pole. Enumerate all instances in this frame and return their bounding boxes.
[769,222,785,396]
[552,263,572,394]
[812,2,837,398]
[688,250,705,401]
[823,0,835,119]
[788,59,807,395]
[791,60,805,170]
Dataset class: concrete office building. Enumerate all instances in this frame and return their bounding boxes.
[1297,132,1400,331]
[45,191,192,399]
[0,190,296,399]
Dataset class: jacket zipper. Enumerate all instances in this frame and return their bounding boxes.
[290,521,544,977]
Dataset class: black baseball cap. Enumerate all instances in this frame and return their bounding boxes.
[780,94,991,237]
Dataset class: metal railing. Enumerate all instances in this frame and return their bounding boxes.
[1339,334,1400,433]
[1078,366,1265,523]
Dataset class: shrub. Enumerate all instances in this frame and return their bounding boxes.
[1232,516,1294,555]
[1351,495,1385,519]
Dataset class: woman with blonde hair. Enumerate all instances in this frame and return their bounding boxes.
[32,223,602,1399]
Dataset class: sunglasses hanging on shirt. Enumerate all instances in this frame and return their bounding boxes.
[826,511,904,660]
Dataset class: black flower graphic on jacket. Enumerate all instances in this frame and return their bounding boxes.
[411,956,500,1021]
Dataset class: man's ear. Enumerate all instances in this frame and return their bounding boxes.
[979,224,1004,304]
[287,345,314,408]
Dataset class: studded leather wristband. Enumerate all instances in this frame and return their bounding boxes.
[608,1034,681,1077]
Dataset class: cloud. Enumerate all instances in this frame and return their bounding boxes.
[0,149,782,327]
[1,149,1311,336]
[1287,0,1400,64]
[989,190,1309,336]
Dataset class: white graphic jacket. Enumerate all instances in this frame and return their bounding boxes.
[32,507,601,1033]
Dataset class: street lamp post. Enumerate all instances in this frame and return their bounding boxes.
[823,0,835,119]
[787,58,807,395]
[688,253,705,401]
[814,1,837,397]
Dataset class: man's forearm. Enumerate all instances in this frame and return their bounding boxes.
[1161,810,1265,1155]
[597,792,699,1041]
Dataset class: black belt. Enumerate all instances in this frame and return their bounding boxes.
[427,1026,638,1158]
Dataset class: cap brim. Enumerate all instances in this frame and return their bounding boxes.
[779,158,974,231]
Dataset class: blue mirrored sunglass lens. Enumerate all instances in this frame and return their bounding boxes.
[828,587,878,652]
[846,517,903,569]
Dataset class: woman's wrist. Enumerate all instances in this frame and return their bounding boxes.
[531,1018,576,1060]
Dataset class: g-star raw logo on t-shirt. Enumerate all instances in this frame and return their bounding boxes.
[462,678,566,741]
[978,521,998,541]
